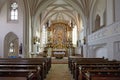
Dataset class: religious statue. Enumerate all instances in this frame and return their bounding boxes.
[57,30,63,48]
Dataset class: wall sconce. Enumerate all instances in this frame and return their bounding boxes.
[83,37,86,45]
[33,36,38,44]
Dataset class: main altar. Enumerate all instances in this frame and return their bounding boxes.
[46,20,73,58]
[52,49,66,58]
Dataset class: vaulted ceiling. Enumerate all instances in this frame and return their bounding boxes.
[0,0,96,29]
[23,0,96,27]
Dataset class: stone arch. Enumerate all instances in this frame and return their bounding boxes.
[4,32,19,58]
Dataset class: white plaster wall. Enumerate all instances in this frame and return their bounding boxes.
[88,0,120,60]
[0,2,23,57]
[88,21,120,60]
[96,47,108,58]
[92,0,106,29]
[114,0,120,22]
[106,0,114,25]
[92,0,114,28]
[114,41,120,60]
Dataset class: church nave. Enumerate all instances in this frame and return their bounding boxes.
[0,0,120,80]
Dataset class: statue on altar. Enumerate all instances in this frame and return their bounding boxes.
[52,29,64,49]
[57,30,63,48]
[48,22,73,50]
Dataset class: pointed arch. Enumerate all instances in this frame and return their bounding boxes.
[95,14,100,31]
[4,32,19,58]
[7,0,19,21]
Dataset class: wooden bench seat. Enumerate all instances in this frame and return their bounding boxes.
[68,57,107,72]
[68,57,120,80]
[70,58,108,80]
[0,64,41,80]
[0,57,51,80]
[0,58,44,80]
[0,77,27,80]
[68,56,82,70]
[81,69,120,80]
[77,63,120,80]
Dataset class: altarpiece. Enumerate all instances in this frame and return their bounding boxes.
[47,21,73,57]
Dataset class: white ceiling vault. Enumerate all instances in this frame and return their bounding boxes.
[0,0,96,30]
[22,0,96,29]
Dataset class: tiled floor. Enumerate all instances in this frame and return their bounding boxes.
[45,64,74,80]
[52,57,68,64]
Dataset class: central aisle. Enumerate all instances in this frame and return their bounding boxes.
[45,64,74,80]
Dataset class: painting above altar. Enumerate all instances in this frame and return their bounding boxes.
[53,25,65,49]
[47,21,73,50]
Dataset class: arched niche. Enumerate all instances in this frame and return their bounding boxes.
[4,32,19,58]
[95,14,100,30]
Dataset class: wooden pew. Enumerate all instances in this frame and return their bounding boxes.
[0,57,51,80]
[44,56,51,73]
[68,56,82,71]
[0,64,41,80]
[70,58,108,80]
[0,58,44,80]
[80,69,120,80]
[0,77,27,80]
[76,61,120,80]
[69,57,120,80]
[68,56,106,71]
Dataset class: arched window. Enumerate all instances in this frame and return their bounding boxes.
[10,2,18,20]
[41,25,47,47]
[72,25,77,47]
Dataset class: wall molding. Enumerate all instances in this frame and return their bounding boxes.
[88,21,120,45]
